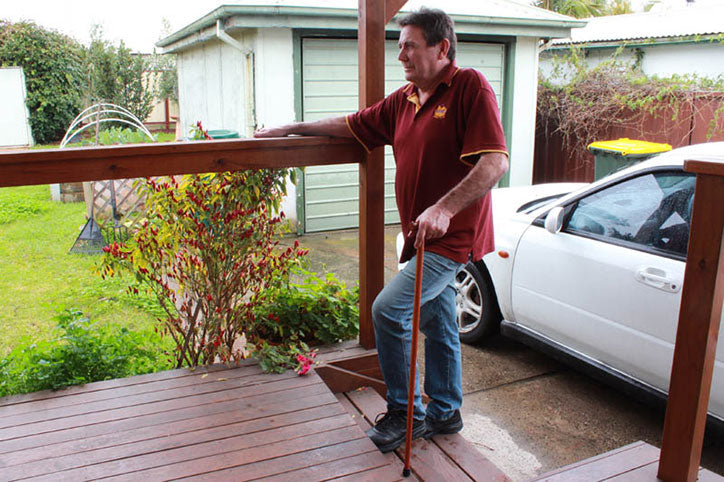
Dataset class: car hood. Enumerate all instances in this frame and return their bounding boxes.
[491,183,586,219]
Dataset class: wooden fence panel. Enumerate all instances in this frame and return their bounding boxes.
[534,93,724,184]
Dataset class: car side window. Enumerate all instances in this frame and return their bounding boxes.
[565,171,695,257]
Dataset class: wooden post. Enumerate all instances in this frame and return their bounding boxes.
[357,0,387,349]
[165,98,170,132]
[386,0,408,23]
[658,159,724,481]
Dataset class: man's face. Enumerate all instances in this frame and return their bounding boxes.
[397,25,447,87]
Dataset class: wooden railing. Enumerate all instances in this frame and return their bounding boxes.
[659,156,724,481]
[0,137,381,348]
[0,137,361,187]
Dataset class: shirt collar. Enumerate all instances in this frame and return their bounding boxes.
[440,60,459,87]
[402,60,459,95]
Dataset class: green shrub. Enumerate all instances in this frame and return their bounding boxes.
[100,167,304,369]
[81,126,156,146]
[0,309,173,397]
[251,268,359,372]
[0,20,86,144]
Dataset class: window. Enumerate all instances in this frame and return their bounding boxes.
[566,172,695,257]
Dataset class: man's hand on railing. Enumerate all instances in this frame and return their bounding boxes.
[254,125,294,138]
[254,117,352,139]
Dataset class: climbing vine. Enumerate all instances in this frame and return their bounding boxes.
[538,45,724,162]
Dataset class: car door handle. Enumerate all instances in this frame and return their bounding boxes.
[635,267,681,293]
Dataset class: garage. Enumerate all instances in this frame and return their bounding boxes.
[158,2,582,231]
[301,38,505,232]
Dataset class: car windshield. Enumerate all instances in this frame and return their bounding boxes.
[517,194,568,214]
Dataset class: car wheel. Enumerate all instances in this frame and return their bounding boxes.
[454,261,502,344]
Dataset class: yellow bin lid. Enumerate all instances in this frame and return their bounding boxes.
[588,138,672,156]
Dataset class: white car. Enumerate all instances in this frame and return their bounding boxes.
[401,142,724,430]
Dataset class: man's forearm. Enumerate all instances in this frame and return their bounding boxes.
[412,152,508,247]
[435,152,509,216]
[254,116,351,138]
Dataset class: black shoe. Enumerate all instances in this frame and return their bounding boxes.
[424,409,463,438]
[365,409,426,453]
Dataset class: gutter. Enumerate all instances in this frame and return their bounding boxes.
[547,34,724,51]
[216,19,252,55]
[157,5,585,52]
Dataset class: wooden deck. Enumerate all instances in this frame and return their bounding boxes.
[0,346,506,481]
[535,441,724,481]
[6,342,721,481]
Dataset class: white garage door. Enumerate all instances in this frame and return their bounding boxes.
[301,38,504,232]
[0,67,33,147]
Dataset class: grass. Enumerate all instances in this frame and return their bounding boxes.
[32,130,177,150]
[0,184,161,356]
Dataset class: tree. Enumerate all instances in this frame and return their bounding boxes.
[149,53,177,103]
[86,26,155,122]
[607,0,634,14]
[0,20,86,144]
[534,0,608,18]
[536,0,636,17]
[151,18,178,103]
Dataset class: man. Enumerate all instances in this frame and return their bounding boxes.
[255,8,508,453]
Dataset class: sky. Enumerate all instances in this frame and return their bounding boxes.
[2,1,222,53]
[3,0,721,53]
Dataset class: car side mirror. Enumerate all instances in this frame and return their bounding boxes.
[544,207,565,234]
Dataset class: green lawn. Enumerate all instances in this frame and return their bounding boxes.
[0,185,160,356]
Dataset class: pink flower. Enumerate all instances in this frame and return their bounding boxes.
[296,353,313,375]
[295,351,318,376]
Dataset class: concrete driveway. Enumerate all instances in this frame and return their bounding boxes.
[289,226,724,481]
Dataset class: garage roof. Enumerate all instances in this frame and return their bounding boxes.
[551,5,724,46]
[158,0,585,53]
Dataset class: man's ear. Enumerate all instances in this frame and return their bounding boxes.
[438,38,450,60]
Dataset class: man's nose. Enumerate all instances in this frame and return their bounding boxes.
[397,49,405,61]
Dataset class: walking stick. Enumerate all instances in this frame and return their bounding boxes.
[402,239,424,478]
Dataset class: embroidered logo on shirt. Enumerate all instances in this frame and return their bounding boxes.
[433,105,447,119]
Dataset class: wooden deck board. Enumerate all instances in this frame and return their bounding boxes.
[534,441,724,481]
[342,386,510,481]
[0,364,392,481]
[0,378,329,452]
[0,365,289,426]
[0,362,237,409]
[0,383,334,455]
[2,403,345,471]
[0,363,268,418]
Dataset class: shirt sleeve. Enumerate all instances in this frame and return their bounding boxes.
[346,93,397,153]
[460,71,508,166]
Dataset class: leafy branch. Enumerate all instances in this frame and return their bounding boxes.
[538,45,724,163]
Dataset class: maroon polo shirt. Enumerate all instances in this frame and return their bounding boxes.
[346,62,508,264]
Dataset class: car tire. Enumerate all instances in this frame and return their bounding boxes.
[455,261,502,344]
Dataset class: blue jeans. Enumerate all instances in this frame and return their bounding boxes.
[371,251,464,421]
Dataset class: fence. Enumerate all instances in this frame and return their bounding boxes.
[533,92,724,183]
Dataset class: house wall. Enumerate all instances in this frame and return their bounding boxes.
[177,28,301,221]
[146,96,179,131]
[0,67,33,147]
[540,41,724,82]
[253,28,298,221]
[176,34,251,139]
[176,28,543,227]
[508,36,539,187]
